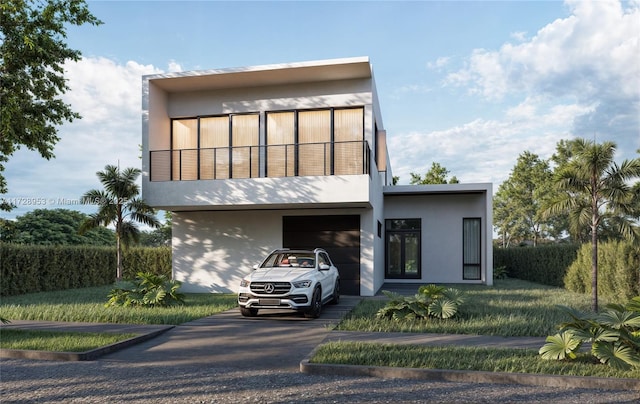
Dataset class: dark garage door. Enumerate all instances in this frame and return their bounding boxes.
[283,215,360,295]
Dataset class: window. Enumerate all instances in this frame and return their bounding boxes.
[199,116,229,180]
[298,110,331,176]
[463,218,481,280]
[334,108,364,175]
[154,107,366,181]
[172,118,198,180]
[266,112,295,177]
[385,219,421,279]
[231,114,259,178]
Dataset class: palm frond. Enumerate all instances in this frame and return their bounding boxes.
[592,342,640,371]
[539,332,581,361]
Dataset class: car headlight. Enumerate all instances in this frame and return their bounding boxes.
[292,280,312,288]
[240,279,250,287]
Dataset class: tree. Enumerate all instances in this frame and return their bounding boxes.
[0,208,114,245]
[0,0,102,211]
[410,162,459,185]
[546,138,640,312]
[80,165,160,282]
[139,211,172,247]
[493,151,557,246]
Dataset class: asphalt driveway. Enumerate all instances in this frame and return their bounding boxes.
[99,296,360,370]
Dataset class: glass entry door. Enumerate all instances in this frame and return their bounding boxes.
[385,219,421,279]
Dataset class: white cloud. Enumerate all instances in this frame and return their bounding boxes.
[433,0,639,180]
[447,0,639,101]
[510,31,528,42]
[167,60,183,72]
[388,98,593,186]
[427,56,451,70]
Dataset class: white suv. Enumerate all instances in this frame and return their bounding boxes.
[238,248,340,318]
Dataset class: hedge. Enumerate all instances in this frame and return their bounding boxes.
[564,240,640,301]
[493,244,580,287]
[0,244,171,297]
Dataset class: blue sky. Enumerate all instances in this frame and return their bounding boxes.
[3,0,639,221]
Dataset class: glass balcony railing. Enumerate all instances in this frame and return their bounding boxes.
[149,140,370,182]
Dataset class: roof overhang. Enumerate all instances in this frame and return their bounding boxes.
[383,183,493,196]
[145,56,373,93]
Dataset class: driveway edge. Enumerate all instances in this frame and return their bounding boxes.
[300,359,640,391]
[1,325,174,361]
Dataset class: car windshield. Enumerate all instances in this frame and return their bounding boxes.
[262,252,315,268]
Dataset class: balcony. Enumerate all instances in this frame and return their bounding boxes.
[149,140,371,182]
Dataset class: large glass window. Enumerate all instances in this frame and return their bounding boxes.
[298,110,331,176]
[231,114,259,178]
[266,112,295,177]
[199,116,229,180]
[334,108,364,175]
[463,218,482,280]
[172,118,198,180]
[385,219,421,279]
[154,107,366,181]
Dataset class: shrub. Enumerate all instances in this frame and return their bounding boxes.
[376,284,465,321]
[106,272,185,308]
[564,240,640,300]
[539,297,640,371]
[493,265,508,280]
[0,244,172,296]
[493,244,580,287]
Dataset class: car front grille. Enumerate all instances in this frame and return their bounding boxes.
[249,282,291,295]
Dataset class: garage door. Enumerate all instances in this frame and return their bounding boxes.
[283,215,360,295]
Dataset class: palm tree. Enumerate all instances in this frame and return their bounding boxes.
[547,139,640,312]
[80,164,160,282]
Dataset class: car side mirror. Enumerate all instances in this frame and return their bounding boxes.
[252,264,259,270]
[319,264,330,271]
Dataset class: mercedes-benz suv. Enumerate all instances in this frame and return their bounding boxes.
[238,248,340,318]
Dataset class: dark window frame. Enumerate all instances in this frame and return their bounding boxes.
[462,217,482,280]
[385,218,421,279]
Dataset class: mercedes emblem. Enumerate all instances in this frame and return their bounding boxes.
[264,283,275,294]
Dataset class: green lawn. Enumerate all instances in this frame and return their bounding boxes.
[0,285,238,325]
[0,328,137,352]
[311,279,639,379]
[311,341,640,380]
[337,278,604,337]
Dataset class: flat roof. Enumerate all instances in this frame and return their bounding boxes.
[145,56,373,93]
[383,183,492,196]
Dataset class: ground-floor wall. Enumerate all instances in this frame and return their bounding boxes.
[383,193,491,285]
[172,207,377,294]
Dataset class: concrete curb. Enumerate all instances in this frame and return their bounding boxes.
[300,359,640,391]
[1,325,174,361]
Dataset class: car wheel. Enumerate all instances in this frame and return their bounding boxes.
[240,306,258,317]
[330,279,340,305]
[304,288,322,318]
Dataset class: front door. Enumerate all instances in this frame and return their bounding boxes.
[385,219,421,279]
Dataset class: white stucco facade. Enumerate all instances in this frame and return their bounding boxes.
[141,57,493,296]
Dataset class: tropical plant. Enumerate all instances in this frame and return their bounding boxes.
[545,138,640,311]
[0,0,101,211]
[493,265,508,280]
[106,272,185,308]
[376,284,465,321]
[80,165,160,281]
[539,297,640,371]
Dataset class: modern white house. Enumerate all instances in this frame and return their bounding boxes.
[141,56,493,296]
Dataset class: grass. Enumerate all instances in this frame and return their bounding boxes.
[0,328,137,352]
[337,278,604,337]
[0,285,238,325]
[311,279,640,378]
[311,341,640,380]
